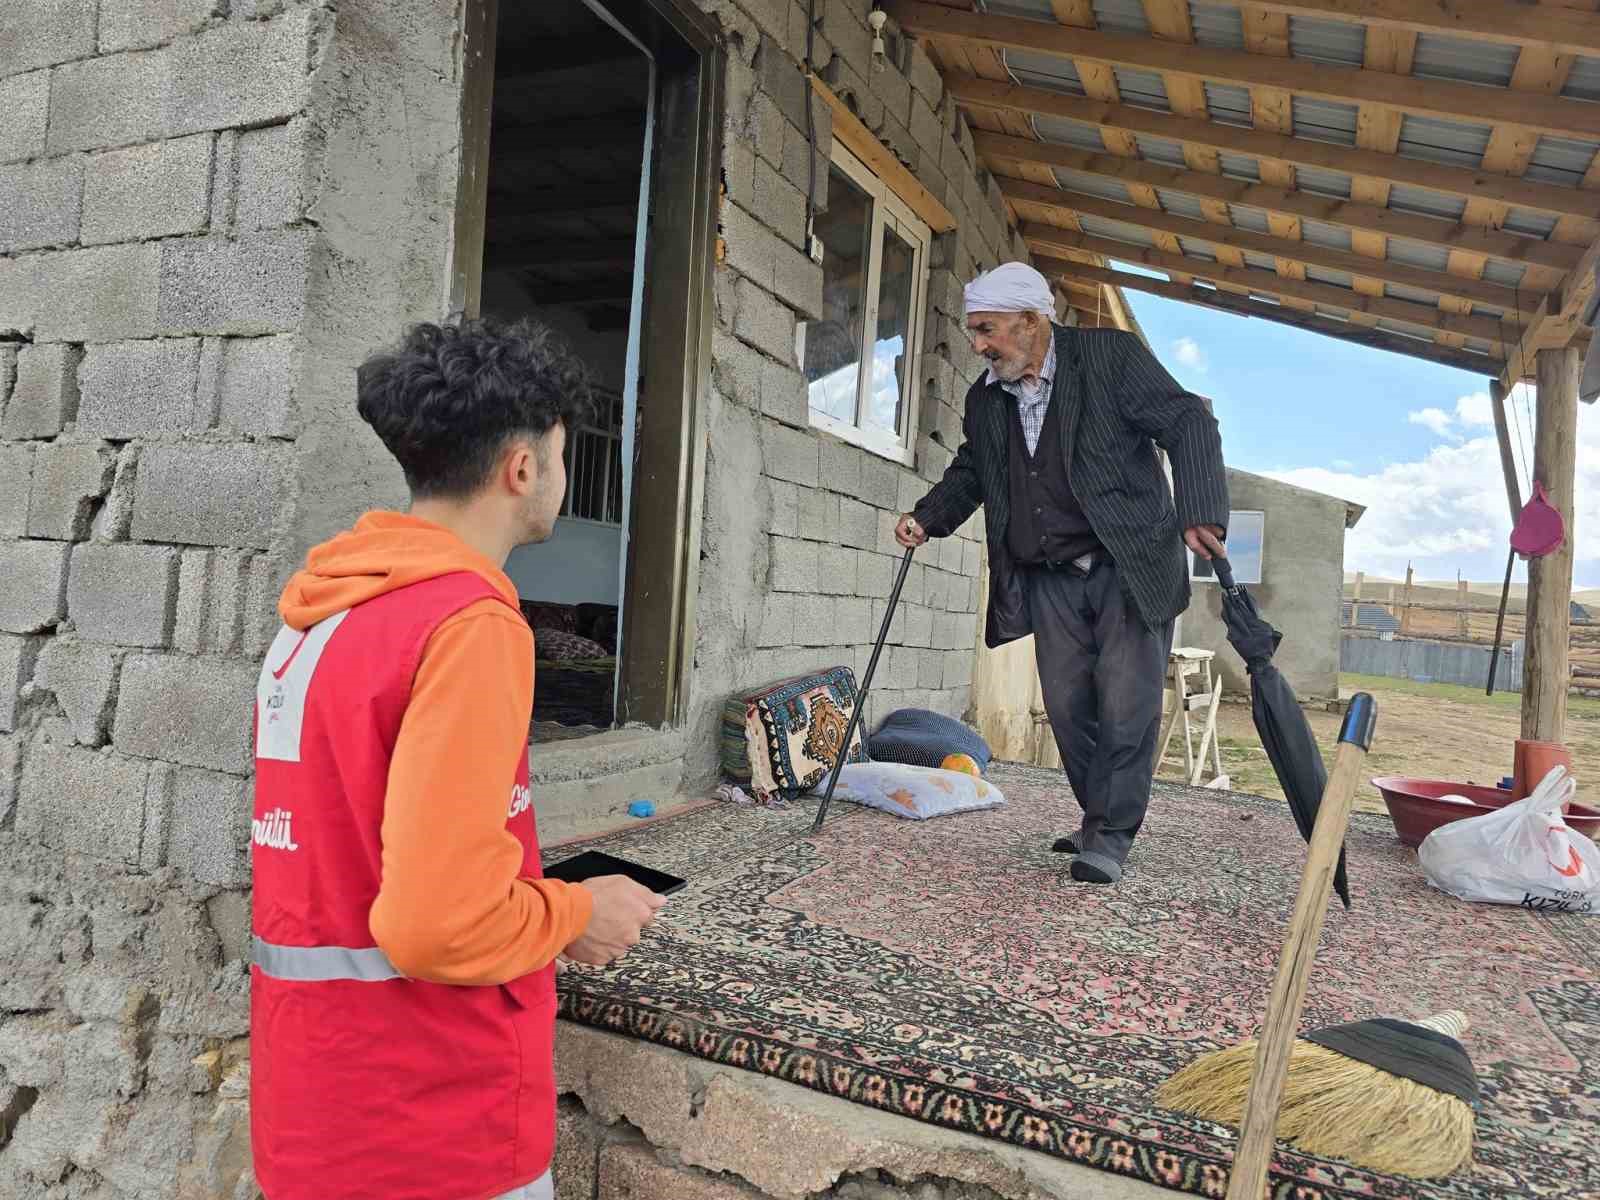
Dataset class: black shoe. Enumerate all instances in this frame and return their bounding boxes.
[1070,856,1120,885]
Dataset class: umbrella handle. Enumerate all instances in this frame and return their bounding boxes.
[1210,553,1236,591]
[1225,693,1376,1200]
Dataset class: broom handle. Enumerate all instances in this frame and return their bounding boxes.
[1225,693,1376,1200]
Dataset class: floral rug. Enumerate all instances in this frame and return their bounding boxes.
[547,764,1600,1199]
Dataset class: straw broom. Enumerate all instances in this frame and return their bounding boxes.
[1155,694,1479,1193]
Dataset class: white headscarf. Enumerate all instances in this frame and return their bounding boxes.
[963,261,1055,318]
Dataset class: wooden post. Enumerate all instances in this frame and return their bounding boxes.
[1522,347,1580,743]
[1458,579,1470,638]
[1490,379,1525,523]
[1399,565,1415,636]
[1348,571,1364,627]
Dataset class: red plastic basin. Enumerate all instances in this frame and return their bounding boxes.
[1371,776,1600,848]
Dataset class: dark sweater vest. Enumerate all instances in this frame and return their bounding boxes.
[1005,393,1100,566]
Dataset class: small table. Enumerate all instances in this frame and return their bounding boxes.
[1156,648,1229,789]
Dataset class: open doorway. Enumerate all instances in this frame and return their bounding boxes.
[458,0,721,743]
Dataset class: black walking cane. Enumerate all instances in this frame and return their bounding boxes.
[812,544,917,832]
[1486,546,1516,696]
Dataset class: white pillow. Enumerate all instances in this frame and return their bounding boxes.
[811,762,1005,820]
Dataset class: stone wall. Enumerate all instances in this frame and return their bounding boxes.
[0,1,1043,1196]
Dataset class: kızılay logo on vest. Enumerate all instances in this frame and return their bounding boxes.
[254,808,300,851]
[508,784,532,820]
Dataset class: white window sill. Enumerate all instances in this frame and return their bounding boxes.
[809,410,916,468]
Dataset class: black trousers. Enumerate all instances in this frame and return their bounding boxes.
[1025,560,1173,866]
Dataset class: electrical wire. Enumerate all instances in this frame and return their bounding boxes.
[803,0,817,253]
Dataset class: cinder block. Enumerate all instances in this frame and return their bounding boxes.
[835,596,870,645]
[552,1098,602,1200]
[81,133,212,245]
[0,155,82,253]
[791,594,836,646]
[204,550,251,655]
[67,543,179,647]
[244,553,281,657]
[750,156,806,251]
[753,35,808,133]
[771,241,823,323]
[27,441,115,540]
[131,443,282,549]
[909,93,943,163]
[731,277,797,365]
[710,326,765,409]
[858,455,900,510]
[77,338,203,438]
[0,634,43,733]
[768,480,798,538]
[756,592,795,648]
[925,570,952,615]
[962,537,981,577]
[917,647,944,689]
[164,767,250,886]
[903,603,934,648]
[45,48,167,156]
[797,488,838,542]
[34,639,118,745]
[0,70,50,165]
[931,609,960,651]
[900,561,926,606]
[944,648,974,688]
[907,42,943,105]
[818,544,857,596]
[3,344,81,438]
[0,443,34,536]
[236,120,307,231]
[0,733,16,826]
[0,0,96,76]
[212,333,298,434]
[760,422,818,487]
[0,540,70,633]
[157,229,312,336]
[112,654,256,774]
[768,536,819,593]
[208,128,239,233]
[820,437,862,498]
[99,0,220,53]
[89,444,139,542]
[837,497,877,551]
[17,738,150,864]
[855,550,891,599]
[1,243,161,344]
[171,549,212,654]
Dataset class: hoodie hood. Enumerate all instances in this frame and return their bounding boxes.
[278,511,520,630]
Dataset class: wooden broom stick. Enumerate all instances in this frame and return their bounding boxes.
[1225,693,1376,1200]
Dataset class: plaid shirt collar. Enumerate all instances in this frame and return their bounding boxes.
[987,334,1056,400]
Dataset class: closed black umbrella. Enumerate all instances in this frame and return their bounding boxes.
[1211,556,1351,908]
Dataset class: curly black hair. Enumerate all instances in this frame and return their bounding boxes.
[356,317,594,499]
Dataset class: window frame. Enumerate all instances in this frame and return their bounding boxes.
[802,139,932,468]
[1190,510,1265,585]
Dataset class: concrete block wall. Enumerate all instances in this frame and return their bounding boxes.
[682,0,1039,788]
[0,2,455,1197]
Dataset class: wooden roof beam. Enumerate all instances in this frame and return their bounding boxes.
[1024,223,1515,345]
[1237,1,1600,59]
[1001,180,1546,316]
[888,2,1600,139]
[1500,232,1600,387]
[1038,257,1503,374]
[945,74,1598,223]
[976,133,1582,273]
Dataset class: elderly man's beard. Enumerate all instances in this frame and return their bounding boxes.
[986,342,1035,383]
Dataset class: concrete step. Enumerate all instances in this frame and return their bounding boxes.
[530,726,690,844]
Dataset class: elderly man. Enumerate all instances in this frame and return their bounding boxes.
[897,263,1227,884]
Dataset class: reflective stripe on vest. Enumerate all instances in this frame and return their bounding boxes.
[253,936,402,983]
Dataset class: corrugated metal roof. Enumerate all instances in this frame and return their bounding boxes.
[1316,306,1351,322]
[981,0,1057,18]
[1305,264,1354,288]
[1502,211,1560,239]
[1563,56,1600,103]
[1294,164,1353,199]
[1292,97,1359,146]
[1386,239,1450,272]
[1113,67,1171,110]
[1470,303,1509,322]
[1248,292,1284,306]
[1218,152,1260,181]
[1228,205,1271,233]
[1465,339,1495,356]
[1078,213,1158,245]
[1003,49,1086,95]
[1091,0,1150,35]
[1526,136,1600,187]
[1243,250,1278,272]
[1053,167,1133,203]
[1137,135,1188,168]
[1157,190,1209,221]
[1481,259,1530,290]
[1177,240,1218,262]
[1375,318,1436,340]
[1411,34,1517,88]
[1388,183,1467,221]
[1397,115,1493,169]
[1032,114,1108,152]
[1205,82,1253,127]
[1189,3,1244,51]
[1301,219,1353,250]
[1385,281,1445,307]
[1287,15,1364,67]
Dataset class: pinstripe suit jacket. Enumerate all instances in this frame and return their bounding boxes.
[913,325,1229,648]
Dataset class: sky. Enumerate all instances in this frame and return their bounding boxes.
[1121,291,1599,590]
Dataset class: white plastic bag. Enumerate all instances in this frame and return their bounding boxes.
[1418,766,1600,914]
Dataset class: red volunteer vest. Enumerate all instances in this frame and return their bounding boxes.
[250,573,553,1200]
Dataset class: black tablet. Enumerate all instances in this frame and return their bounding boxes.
[543,850,687,895]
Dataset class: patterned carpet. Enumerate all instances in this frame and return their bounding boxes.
[547,764,1599,1200]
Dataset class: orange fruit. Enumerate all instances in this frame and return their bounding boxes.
[941,753,982,777]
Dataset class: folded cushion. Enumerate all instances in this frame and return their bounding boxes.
[721,667,868,801]
[810,762,1005,820]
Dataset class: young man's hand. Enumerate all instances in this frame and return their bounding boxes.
[895,514,929,547]
[562,875,666,966]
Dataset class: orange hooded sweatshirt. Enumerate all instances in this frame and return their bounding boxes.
[277,511,593,985]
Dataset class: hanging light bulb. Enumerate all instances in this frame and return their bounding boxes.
[868,7,888,74]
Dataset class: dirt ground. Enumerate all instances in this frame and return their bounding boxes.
[1155,674,1600,816]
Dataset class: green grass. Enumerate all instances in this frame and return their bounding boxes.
[1340,673,1600,721]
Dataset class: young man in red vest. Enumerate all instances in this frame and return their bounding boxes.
[250,318,664,1200]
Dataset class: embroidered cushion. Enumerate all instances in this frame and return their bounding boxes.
[520,601,577,633]
[720,667,869,801]
[868,708,992,772]
[810,762,1005,820]
[535,628,610,662]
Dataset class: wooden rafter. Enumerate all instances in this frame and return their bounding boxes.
[1234,1,1600,57]
[1500,233,1600,386]
[975,135,1583,273]
[1024,223,1516,345]
[944,74,1598,223]
[1037,256,1502,374]
[1002,180,1546,316]
[888,2,1600,139]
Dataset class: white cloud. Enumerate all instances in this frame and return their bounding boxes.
[1270,385,1600,587]
[1173,337,1207,373]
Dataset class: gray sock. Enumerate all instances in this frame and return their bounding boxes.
[1070,850,1122,884]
